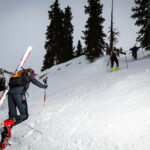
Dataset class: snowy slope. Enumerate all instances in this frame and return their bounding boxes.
[1,50,150,150]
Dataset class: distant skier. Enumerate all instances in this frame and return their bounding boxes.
[109,48,126,72]
[129,45,141,60]
[0,68,47,149]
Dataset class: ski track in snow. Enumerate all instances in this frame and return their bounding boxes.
[1,52,150,149]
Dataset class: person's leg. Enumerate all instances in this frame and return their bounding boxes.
[114,57,119,70]
[12,94,27,125]
[8,94,17,120]
[135,51,137,60]
[132,51,136,60]
[20,95,29,121]
[114,57,119,66]
[111,58,114,72]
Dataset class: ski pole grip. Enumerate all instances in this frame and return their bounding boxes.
[43,76,47,84]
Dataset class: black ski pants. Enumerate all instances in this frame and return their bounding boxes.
[8,94,29,125]
[111,56,119,68]
[132,51,137,60]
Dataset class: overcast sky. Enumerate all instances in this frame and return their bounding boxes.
[0,0,138,73]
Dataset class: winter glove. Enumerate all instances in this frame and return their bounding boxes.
[43,77,48,89]
[45,84,48,89]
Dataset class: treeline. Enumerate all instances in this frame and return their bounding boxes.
[41,0,150,71]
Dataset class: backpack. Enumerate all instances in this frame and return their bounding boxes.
[9,69,31,87]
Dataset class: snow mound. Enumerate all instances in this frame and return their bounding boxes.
[1,50,150,150]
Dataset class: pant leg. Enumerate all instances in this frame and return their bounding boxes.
[8,94,17,119]
[11,94,28,125]
[111,58,114,68]
[132,51,137,60]
[114,56,119,67]
[135,51,137,59]
[20,95,29,121]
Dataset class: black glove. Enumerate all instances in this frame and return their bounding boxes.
[45,84,48,89]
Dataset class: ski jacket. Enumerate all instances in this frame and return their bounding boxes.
[110,49,125,58]
[129,46,140,52]
[8,73,45,95]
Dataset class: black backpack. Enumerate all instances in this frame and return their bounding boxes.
[9,69,31,87]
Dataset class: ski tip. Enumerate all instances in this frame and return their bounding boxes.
[28,46,33,50]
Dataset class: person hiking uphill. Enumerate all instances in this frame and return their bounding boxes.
[129,45,141,60]
[109,48,126,72]
[0,68,47,149]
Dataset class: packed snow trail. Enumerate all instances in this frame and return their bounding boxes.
[1,51,150,150]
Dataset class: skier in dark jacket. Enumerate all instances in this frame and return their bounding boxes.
[129,45,141,60]
[109,48,126,72]
[0,68,47,149]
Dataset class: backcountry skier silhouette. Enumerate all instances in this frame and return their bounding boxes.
[129,45,141,60]
[0,68,47,149]
[109,48,126,72]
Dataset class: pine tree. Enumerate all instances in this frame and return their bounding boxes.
[107,0,119,54]
[131,0,150,50]
[41,0,65,71]
[107,28,119,54]
[82,0,106,62]
[63,6,74,61]
[75,40,83,57]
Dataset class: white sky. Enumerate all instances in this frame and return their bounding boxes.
[0,0,138,73]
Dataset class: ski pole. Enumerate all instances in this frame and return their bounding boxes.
[125,54,128,68]
[142,48,145,56]
[44,88,46,104]
[107,59,110,67]
[43,76,48,104]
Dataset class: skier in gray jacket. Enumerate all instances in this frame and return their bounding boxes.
[0,68,47,145]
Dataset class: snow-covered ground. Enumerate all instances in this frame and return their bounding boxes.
[1,50,150,150]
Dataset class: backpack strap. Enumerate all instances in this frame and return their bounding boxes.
[11,70,25,78]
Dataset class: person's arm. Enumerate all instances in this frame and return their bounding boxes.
[119,51,126,55]
[129,47,133,51]
[30,74,46,89]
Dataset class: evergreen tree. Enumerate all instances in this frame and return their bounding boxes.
[82,0,106,62]
[107,28,119,54]
[63,6,74,61]
[107,0,119,54]
[41,0,65,71]
[75,40,83,57]
[131,0,150,50]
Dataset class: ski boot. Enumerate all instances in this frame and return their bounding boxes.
[0,120,14,150]
[111,67,113,72]
[116,66,119,71]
